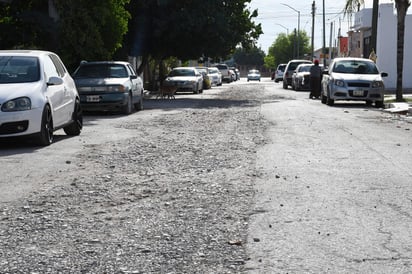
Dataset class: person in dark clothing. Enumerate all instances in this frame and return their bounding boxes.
[309,60,322,99]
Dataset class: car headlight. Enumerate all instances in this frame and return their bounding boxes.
[105,85,126,92]
[1,97,31,112]
[372,81,384,88]
[334,79,345,87]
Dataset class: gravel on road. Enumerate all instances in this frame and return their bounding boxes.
[0,85,275,274]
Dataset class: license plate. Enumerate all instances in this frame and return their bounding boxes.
[353,90,364,96]
[86,95,100,102]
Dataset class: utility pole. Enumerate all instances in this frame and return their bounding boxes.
[322,0,326,67]
[311,1,315,61]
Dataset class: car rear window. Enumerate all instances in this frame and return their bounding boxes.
[0,56,40,83]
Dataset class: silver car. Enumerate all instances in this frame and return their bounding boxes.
[73,61,144,114]
[321,57,388,107]
[163,67,203,94]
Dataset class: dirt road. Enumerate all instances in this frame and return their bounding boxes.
[1,78,412,273]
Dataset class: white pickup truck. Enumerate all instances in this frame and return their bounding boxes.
[216,64,233,83]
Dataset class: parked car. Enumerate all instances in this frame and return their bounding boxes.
[72,61,144,114]
[321,57,388,107]
[283,59,313,89]
[195,67,211,90]
[230,67,240,81]
[216,64,233,83]
[247,69,261,82]
[291,63,314,91]
[274,63,286,82]
[207,67,222,86]
[0,50,82,146]
[163,67,203,94]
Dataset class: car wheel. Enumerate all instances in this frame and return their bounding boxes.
[326,90,334,106]
[275,79,279,83]
[321,93,327,104]
[122,93,133,114]
[283,81,288,89]
[193,84,199,94]
[375,100,384,108]
[295,82,300,91]
[35,104,53,146]
[134,92,144,111]
[64,99,83,136]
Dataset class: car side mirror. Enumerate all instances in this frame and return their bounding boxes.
[47,76,64,86]
[322,69,329,75]
[381,72,388,77]
[130,75,138,79]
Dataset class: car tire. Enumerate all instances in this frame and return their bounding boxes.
[283,81,288,89]
[321,93,327,104]
[35,104,53,146]
[122,93,133,114]
[134,92,144,111]
[326,91,334,106]
[375,100,384,108]
[193,84,198,94]
[64,99,83,136]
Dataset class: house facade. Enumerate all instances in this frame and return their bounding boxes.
[352,3,412,92]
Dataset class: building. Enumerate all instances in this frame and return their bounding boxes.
[352,3,412,92]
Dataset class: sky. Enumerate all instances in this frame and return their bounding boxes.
[248,0,392,54]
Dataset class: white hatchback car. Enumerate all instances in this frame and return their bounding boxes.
[0,50,82,146]
[321,57,387,107]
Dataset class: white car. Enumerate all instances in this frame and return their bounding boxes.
[247,69,261,82]
[321,57,388,107]
[0,50,82,146]
[163,67,203,94]
[207,67,222,86]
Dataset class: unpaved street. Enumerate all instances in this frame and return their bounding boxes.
[1,79,412,273]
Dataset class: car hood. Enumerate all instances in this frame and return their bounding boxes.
[0,82,43,103]
[74,77,129,86]
[166,76,198,81]
[331,73,382,81]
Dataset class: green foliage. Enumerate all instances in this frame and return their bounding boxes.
[126,0,262,66]
[267,30,311,66]
[54,0,130,70]
[233,46,265,67]
[264,55,276,69]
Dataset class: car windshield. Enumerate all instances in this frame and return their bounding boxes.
[333,60,379,74]
[169,69,195,77]
[74,64,128,78]
[278,65,286,71]
[0,56,40,83]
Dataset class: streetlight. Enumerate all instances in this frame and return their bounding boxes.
[276,23,289,35]
[281,3,300,58]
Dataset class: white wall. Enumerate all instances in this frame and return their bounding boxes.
[376,3,412,91]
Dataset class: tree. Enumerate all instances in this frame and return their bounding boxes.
[54,0,130,70]
[344,0,411,101]
[266,31,311,68]
[126,0,262,74]
[232,46,265,67]
[0,0,130,71]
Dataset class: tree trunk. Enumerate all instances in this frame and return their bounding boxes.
[395,0,410,102]
[370,0,379,51]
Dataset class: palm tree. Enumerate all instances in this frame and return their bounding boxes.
[394,0,411,101]
[344,0,410,102]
